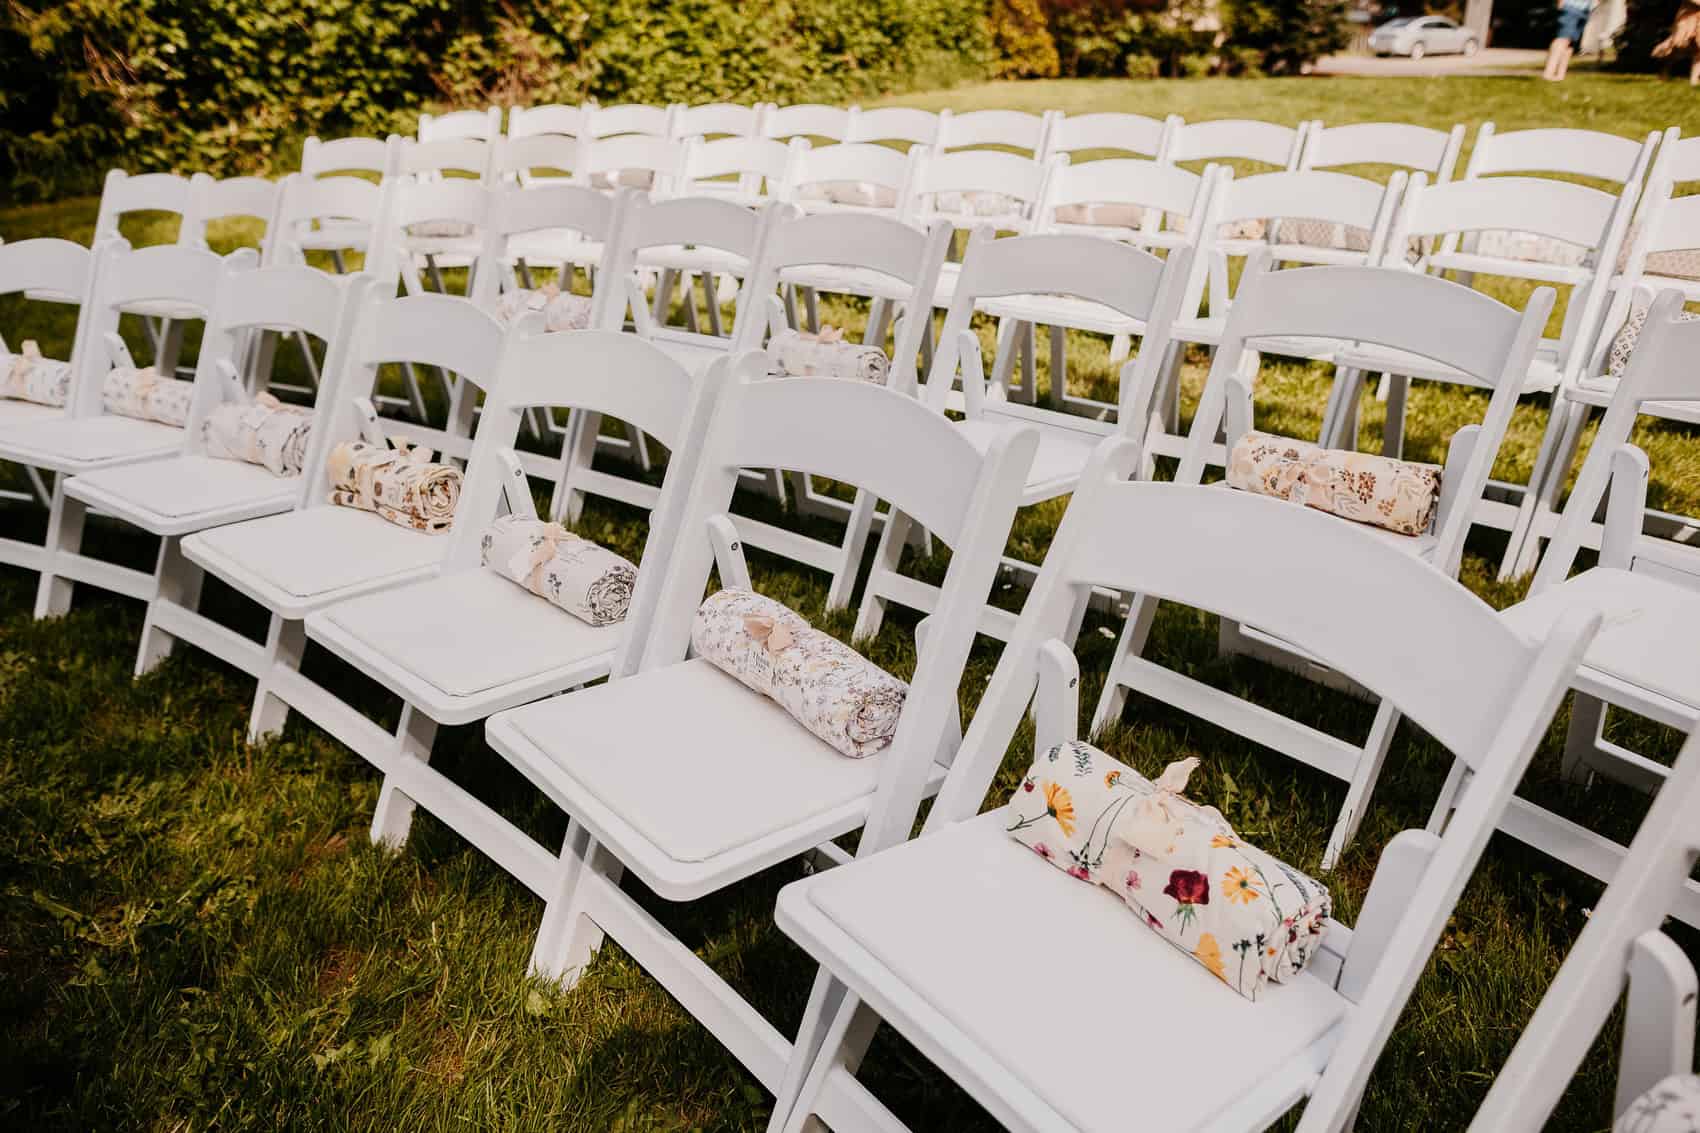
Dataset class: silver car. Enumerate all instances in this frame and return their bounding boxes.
[1368,15,1480,59]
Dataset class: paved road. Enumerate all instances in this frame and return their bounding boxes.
[1313,47,1547,77]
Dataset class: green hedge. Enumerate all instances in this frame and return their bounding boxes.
[0,0,991,201]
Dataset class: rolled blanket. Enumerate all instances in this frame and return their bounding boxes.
[1607,292,1700,380]
[479,514,636,626]
[102,366,193,427]
[1,340,71,407]
[589,169,657,191]
[495,282,594,332]
[1227,431,1441,537]
[405,219,475,239]
[1007,741,1331,1001]
[933,189,1023,220]
[691,589,907,759]
[1272,218,1374,254]
[767,325,889,384]
[1471,229,1589,268]
[1616,1073,1700,1132]
[1053,202,1149,231]
[798,182,899,209]
[326,437,461,533]
[201,392,314,477]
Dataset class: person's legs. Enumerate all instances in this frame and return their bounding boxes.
[1690,53,1699,84]
[1544,36,1568,78]
[1554,37,1575,78]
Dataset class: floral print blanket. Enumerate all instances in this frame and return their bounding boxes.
[102,365,194,427]
[495,283,594,333]
[1607,291,1700,381]
[326,437,461,533]
[767,326,889,385]
[1227,431,1441,537]
[202,392,314,477]
[1618,1074,1700,1133]
[1007,741,1331,1001]
[691,589,907,759]
[480,515,636,626]
[1,341,71,407]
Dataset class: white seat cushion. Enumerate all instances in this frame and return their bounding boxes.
[978,292,1147,337]
[0,415,182,472]
[1501,568,1700,712]
[956,417,1101,498]
[182,506,442,607]
[315,569,620,700]
[501,658,888,873]
[778,264,916,304]
[1174,317,1342,360]
[793,810,1347,1131]
[0,400,63,429]
[65,455,295,530]
[1335,341,1562,395]
[506,231,599,266]
[120,298,204,321]
[637,245,751,277]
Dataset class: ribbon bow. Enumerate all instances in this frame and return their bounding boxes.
[1110,757,1202,859]
[802,325,846,345]
[507,522,570,593]
[742,614,795,654]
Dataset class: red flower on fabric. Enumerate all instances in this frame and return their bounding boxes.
[1164,869,1211,906]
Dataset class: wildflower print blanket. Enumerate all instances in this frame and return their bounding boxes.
[102,366,194,427]
[1,340,71,406]
[326,437,461,533]
[767,326,889,385]
[1227,431,1441,537]
[480,515,636,626]
[1606,291,1700,381]
[202,392,314,477]
[1617,1074,1700,1133]
[691,589,907,759]
[1006,740,1331,1001]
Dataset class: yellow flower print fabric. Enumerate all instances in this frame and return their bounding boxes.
[1227,431,1441,537]
[102,366,194,427]
[202,392,315,477]
[326,438,462,533]
[691,589,907,759]
[1006,740,1331,1001]
[1,341,72,407]
[479,515,636,626]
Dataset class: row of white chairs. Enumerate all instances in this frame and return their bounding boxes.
[2,177,1696,1125]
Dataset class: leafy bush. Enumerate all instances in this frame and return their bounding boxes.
[0,0,990,201]
[1222,0,1353,74]
[990,0,1062,77]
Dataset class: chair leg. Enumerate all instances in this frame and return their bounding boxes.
[802,286,820,334]
[135,536,203,676]
[773,991,881,1133]
[825,488,878,612]
[852,507,912,641]
[1562,691,1607,783]
[247,616,305,743]
[33,476,84,619]
[156,318,187,379]
[768,970,852,1133]
[550,409,602,524]
[1089,593,1160,735]
[1425,758,1471,836]
[530,826,620,986]
[370,704,439,848]
[1322,700,1401,871]
[1109,332,1132,364]
[1380,373,1408,459]
[1019,321,1037,403]
[652,268,679,327]
[1502,397,1585,581]
[1047,323,1066,410]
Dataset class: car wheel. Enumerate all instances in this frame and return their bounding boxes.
[1408,40,1426,60]
[1463,37,1479,56]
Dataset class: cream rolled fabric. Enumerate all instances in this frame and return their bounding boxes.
[405,219,476,239]
[495,283,594,332]
[201,392,315,477]
[101,366,194,427]
[767,326,889,384]
[691,589,907,759]
[1607,293,1700,380]
[1006,741,1332,1001]
[1,341,71,407]
[1053,202,1149,231]
[1227,431,1441,537]
[326,438,461,533]
[479,515,637,626]
[798,181,899,209]
[1616,1074,1700,1132]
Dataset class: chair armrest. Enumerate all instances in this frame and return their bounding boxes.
[706,514,753,591]
[1035,638,1080,756]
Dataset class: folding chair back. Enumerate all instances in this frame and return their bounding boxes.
[186,175,281,257]
[788,142,916,214]
[585,102,674,139]
[578,133,691,196]
[418,106,502,143]
[1465,123,1657,186]
[1166,117,1306,169]
[1646,126,1700,186]
[93,170,200,245]
[471,183,620,317]
[934,108,1053,155]
[1039,158,1210,248]
[846,106,940,149]
[0,237,101,421]
[680,136,801,204]
[506,102,588,140]
[378,177,492,290]
[398,136,493,182]
[906,149,1056,233]
[1043,111,1172,161]
[1300,121,1466,180]
[268,174,389,269]
[1619,178,1700,299]
[671,102,762,140]
[492,134,579,186]
[613,194,769,342]
[761,103,854,142]
[300,135,400,180]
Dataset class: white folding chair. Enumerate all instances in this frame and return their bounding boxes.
[90,170,206,378]
[767,444,1599,1133]
[0,238,102,514]
[671,102,764,140]
[491,132,580,190]
[1041,110,1174,162]
[575,132,692,198]
[904,148,1057,239]
[60,264,367,673]
[1339,173,1636,576]
[729,211,953,608]
[761,103,854,143]
[0,241,257,618]
[844,106,939,150]
[480,356,1038,1130]
[1096,261,1555,870]
[679,136,801,207]
[1165,117,1307,171]
[300,134,401,181]
[188,174,281,253]
[855,232,1191,643]
[1468,729,1700,1132]
[506,102,589,141]
[1463,123,1657,187]
[1489,291,1700,924]
[418,105,502,143]
[584,102,675,141]
[1299,121,1465,181]
[932,107,1054,156]
[175,291,506,744]
[300,333,726,938]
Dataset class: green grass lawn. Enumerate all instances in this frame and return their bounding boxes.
[2,73,1697,1131]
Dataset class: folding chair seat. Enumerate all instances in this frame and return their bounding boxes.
[768,445,1599,1133]
[0,242,256,617]
[479,361,1036,1116]
[171,292,506,741]
[301,332,726,900]
[1095,260,1555,870]
[853,232,1190,642]
[1469,729,1700,1132]
[1481,291,1700,925]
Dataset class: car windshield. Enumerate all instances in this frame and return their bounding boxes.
[1381,17,1415,26]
